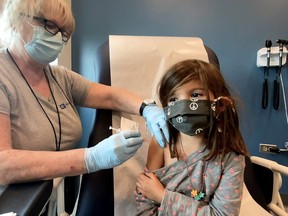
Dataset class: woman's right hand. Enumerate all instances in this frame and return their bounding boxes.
[84,130,143,173]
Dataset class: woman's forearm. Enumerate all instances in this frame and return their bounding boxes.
[0,148,86,185]
[83,83,143,115]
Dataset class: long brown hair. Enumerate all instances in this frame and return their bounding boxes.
[158,59,249,160]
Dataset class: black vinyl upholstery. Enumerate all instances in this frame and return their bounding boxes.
[244,156,272,211]
[76,41,114,216]
[0,180,53,216]
[64,176,81,214]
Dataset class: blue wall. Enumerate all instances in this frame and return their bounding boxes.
[71,0,288,192]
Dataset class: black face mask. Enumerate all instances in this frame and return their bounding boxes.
[164,99,214,136]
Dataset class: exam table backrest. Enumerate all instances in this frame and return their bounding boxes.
[76,41,114,216]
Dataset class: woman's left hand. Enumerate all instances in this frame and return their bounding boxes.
[136,172,165,203]
[142,105,169,148]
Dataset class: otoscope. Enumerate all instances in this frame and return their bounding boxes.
[273,39,287,110]
[262,40,272,109]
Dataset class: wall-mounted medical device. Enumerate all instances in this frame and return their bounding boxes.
[257,46,288,67]
[257,39,288,110]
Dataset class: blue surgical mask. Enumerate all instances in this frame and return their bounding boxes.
[24,21,63,65]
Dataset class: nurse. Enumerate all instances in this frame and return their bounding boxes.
[0,0,168,185]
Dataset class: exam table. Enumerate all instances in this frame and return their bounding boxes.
[0,180,53,216]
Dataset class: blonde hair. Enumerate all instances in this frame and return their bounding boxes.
[0,0,75,47]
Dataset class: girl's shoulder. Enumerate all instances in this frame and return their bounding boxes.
[221,151,245,171]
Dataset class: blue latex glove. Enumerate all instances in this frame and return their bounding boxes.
[84,130,143,173]
[142,105,169,148]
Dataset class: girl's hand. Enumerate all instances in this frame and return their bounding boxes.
[136,172,165,203]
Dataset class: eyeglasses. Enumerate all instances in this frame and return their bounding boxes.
[32,16,70,42]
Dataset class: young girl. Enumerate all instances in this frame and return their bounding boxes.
[135,59,249,215]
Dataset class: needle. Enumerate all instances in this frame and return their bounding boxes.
[109,126,121,133]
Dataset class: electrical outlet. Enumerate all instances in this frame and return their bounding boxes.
[259,144,278,153]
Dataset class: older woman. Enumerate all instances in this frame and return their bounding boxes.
[0,0,168,185]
